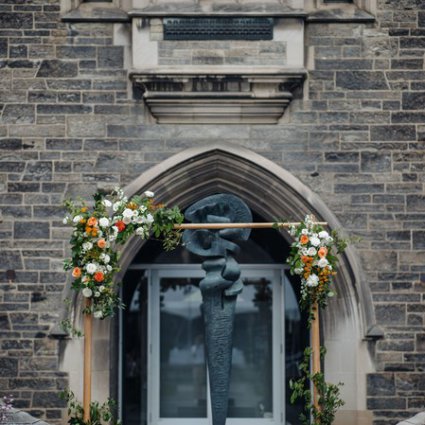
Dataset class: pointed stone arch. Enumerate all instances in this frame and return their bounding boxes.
[121,143,377,339]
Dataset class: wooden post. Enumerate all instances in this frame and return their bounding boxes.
[311,301,321,413]
[83,298,92,423]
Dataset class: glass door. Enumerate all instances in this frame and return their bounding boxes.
[148,265,285,425]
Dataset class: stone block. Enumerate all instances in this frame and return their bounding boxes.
[67,116,105,137]
[361,152,392,172]
[56,46,96,59]
[23,161,52,181]
[0,357,19,378]
[0,13,33,29]
[14,221,49,239]
[370,125,416,141]
[367,373,395,396]
[32,391,66,408]
[35,59,79,78]
[37,104,91,114]
[1,104,35,124]
[336,71,389,90]
[367,397,406,410]
[407,195,425,211]
[97,46,123,68]
[375,304,406,326]
[412,231,425,249]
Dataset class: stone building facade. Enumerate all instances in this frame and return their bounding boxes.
[0,0,424,424]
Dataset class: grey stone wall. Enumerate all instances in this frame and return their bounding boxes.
[0,0,424,424]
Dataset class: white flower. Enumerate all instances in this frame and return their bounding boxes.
[109,234,116,242]
[106,265,112,272]
[122,208,134,218]
[310,236,321,247]
[113,202,121,212]
[317,258,329,268]
[63,217,69,224]
[86,263,97,274]
[307,247,317,256]
[73,215,82,223]
[82,276,89,284]
[94,291,100,298]
[301,229,309,235]
[82,242,93,251]
[99,285,105,292]
[144,190,154,198]
[302,248,309,256]
[294,267,304,275]
[306,274,319,287]
[328,291,335,297]
[325,236,334,246]
[139,205,147,213]
[136,227,146,237]
[123,216,132,224]
[102,199,112,208]
[82,287,93,298]
[99,217,109,228]
[94,310,103,319]
[319,230,329,239]
[142,213,154,225]
[100,254,110,264]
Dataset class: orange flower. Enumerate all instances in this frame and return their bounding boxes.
[301,255,311,263]
[72,267,81,278]
[97,238,106,249]
[79,218,86,224]
[300,234,309,245]
[115,220,126,232]
[127,202,138,210]
[318,247,328,258]
[87,217,98,227]
[91,228,98,237]
[94,271,104,282]
[81,207,88,213]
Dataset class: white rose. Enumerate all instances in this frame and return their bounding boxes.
[144,191,154,198]
[82,287,93,298]
[102,199,112,208]
[101,254,110,264]
[301,229,308,235]
[106,265,112,272]
[307,247,317,256]
[94,292,100,298]
[123,216,132,224]
[99,217,109,228]
[310,236,321,247]
[122,208,134,218]
[317,258,329,268]
[294,267,303,275]
[136,227,146,236]
[319,231,329,239]
[73,215,82,223]
[94,310,103,319]
[82,242,93,251]
[86,263,97,274]
[306,274,319,287]
[142,213,154,225]
[99,285,105,292]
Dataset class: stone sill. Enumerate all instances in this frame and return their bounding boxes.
[62,4,130,23]
[128,3,307,18]
[307,7,375,23]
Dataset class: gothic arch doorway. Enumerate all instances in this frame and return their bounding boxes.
[113,144,377,422]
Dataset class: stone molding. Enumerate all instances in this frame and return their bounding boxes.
[130,67,306,123]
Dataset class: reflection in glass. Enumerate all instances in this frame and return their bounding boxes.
[229,277,273,418]
[159,278,207,418]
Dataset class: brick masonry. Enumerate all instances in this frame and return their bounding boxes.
[0,0,424,424]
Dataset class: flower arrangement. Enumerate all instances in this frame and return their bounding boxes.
[0,395,13,423]
[63,188,183,319]
[287,214,347,313]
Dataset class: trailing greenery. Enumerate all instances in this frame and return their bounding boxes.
[60,390,121,425]
[289,348,344,425]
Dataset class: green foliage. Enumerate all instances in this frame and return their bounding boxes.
[60,390,121,425]
[289,348,344,425]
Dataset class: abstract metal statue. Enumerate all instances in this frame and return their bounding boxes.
[182,194,252,425]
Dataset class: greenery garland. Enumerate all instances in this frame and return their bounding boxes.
[287,215,347,424]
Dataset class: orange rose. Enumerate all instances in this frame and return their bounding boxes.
[72,267,81,278]
[87,217,98,227]
[91,228,98,237]
[94,271,104,283]
[97,238,106,249]
[301,255,311,263]
[115,220,126,232]
[318,247,328,258]
[300,234,309,245]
